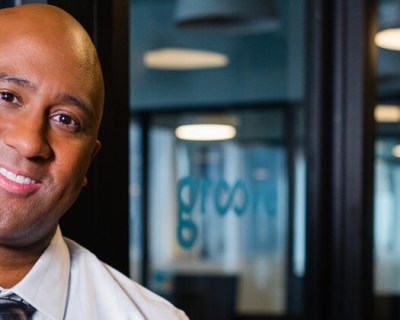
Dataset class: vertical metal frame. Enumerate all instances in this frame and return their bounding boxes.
[286,103,306,319]
[140,113,150,286]
[331,1,377,319]
[305,0,333,317]
[306,0,377,319]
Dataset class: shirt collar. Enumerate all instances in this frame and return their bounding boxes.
[12,226,70,320]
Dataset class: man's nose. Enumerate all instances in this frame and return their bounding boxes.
[2,114,53,160]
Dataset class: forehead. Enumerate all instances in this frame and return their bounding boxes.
[0,10,95,74]
[0,19,103,125]
[0,33,91,80]
[0,5,103,106]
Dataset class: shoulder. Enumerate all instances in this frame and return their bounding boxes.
[63,238,188,320]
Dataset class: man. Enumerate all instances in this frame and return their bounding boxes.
[0,3,188,319]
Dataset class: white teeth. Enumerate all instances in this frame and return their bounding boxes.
[24,177,32,184]
[0,167,36,185]
[7,171,16,181]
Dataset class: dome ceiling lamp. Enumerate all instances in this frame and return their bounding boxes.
[176,124,236,141]
[175,115,238,141]
[143,48,229,70]
[174,0,279,33]
[375,2,400,50]
[375,104,400,122]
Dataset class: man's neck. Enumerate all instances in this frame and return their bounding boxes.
[0,232,54,288]
[0,255,37,288]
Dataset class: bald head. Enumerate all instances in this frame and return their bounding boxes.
[0,4,104,130]
[0,4,107,248]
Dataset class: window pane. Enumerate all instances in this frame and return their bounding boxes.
[374,0,400,317]
[129,0,307,318]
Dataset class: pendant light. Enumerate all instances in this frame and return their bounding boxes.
[174,0,279,33]
[375,2,400,50]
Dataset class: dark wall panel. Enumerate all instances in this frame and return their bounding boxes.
[49,0,130,275]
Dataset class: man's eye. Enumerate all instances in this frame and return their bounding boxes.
[52,113,80,130]
[57,114,73,125]
[0,91,19,104]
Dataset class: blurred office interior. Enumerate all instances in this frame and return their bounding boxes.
[9,0,400,319]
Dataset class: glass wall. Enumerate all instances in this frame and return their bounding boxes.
[129,0,307,318]
[374,0,400,318]
[146,109,305,317]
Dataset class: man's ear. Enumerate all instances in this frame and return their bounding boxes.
[82,140,102,187]
[90,140,102,161]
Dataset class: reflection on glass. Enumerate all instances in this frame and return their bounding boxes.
[146,110,289,315]
[374,138,400,294]
[293,149,306,278]
[129,122,143,282]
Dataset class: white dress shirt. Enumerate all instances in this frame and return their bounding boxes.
[3,227,188,320]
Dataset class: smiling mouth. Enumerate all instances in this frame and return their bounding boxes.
[0,167,36,185]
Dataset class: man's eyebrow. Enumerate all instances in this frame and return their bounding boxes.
[0,73,92,115]
[0,72,37,91]
[61,94,92,115]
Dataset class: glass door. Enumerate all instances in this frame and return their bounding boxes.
[142,107,305,318]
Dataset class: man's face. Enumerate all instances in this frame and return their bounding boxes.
[0,19,102,247]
